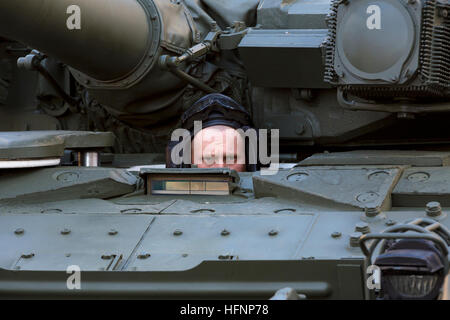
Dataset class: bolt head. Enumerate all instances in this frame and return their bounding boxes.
[426,201,442,217]
[365,206,381,217]
[14,228,24,235]
[60,228,71,235]
[385,219,397,226]
[350,232,363,239]
[137,253,151,260]
[355,222,370,234]
[350,232,363,247]
[356,222,368,228]
[173,229,183,236]
[221,229,230,236]
[108,229,118,236]
[331,232,342,239]
[21,253,35,259]
[268,230,278,237]
[426,201,441,209]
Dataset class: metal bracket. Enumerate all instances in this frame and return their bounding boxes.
[158,23,249,93]
[218,21,249,51]
[17,51,80,111]
[101,254,124,271]
[158,36,219,94]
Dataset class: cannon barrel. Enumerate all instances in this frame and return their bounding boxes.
[0,0,151,81]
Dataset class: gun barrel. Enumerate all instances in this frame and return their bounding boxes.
[0,0,151,81]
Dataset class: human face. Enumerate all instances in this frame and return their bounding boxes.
[192,125,246,172]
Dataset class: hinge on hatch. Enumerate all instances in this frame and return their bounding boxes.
[100,254,123,271]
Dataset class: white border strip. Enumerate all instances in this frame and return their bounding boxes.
[0,158,61,169]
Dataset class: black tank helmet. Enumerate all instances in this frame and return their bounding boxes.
[167,93,258,171]
[181,94,252,132]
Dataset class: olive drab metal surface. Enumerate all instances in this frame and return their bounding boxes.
[0,0,448,300]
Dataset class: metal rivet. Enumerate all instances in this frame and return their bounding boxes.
[173,229,183,236]
[331,232,342,239]
[182,253,188,258]
[65,253,71,258]
[137,253,151,260]
[426,201,442,217]
[108,229,118,236]
[221,229,230,236]
[355,222,370,234]
[268,230,278,237]
[14,228,24,235]
[21,253,34,259]
[385,219,397,226]
[60,228,71,235]
[350,232,363,248]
